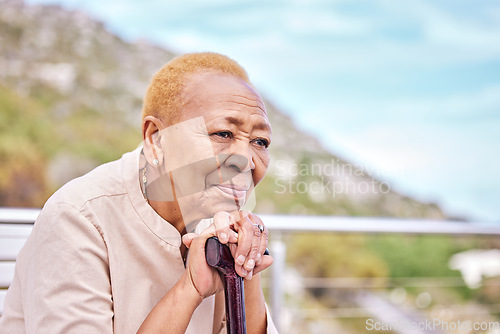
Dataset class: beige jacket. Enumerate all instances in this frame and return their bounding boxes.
[0,148,277,333]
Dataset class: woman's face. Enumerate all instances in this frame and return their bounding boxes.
[158,72,272,223]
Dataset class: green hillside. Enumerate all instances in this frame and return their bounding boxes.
[0,1,446,219]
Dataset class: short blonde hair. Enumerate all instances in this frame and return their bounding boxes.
[141,52,251,124]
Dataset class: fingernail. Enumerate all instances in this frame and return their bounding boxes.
[220,232,228,243]
[256,254,261,264]
[247,271,253,280]
[236,255,245,265]
[242,268,248,276]
[245,259,255,270]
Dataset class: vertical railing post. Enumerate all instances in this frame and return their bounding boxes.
[270,231,286,332]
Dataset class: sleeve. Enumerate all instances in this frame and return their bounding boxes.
[21,203,113,333]
[264,303,279,334]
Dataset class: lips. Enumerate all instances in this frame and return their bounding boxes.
[216,184,249,199]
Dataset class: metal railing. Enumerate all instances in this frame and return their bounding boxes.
[0,207,40,224]
[2,208,500,332]
[261,214,500,332]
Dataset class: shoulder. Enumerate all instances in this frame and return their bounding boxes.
[28,150,138,247]
[46,150,136,212]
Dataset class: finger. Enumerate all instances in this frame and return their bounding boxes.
[227,210,251,243]
[242,214,265,277]
[252,255,274,276]
[228,210,250,228]
[248,215,268,266]
[185,224,220,265]
[226,210,249,259]
[213,211,237,244]
[182,233,198,248]
[232,212,258,278]
[183,223,217,249]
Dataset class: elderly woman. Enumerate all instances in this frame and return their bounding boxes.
[0,53,277,333]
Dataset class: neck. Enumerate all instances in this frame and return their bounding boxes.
[140,151,201,235]
[149,199,189,235]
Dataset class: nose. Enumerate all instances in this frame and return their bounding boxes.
[222,144,255,173]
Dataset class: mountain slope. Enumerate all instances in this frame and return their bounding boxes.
[0,0,445,219]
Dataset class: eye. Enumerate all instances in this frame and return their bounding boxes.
[212,131,233,139]
[253,138,270,148]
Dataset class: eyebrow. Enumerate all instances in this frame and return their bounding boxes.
[225,116,271,132]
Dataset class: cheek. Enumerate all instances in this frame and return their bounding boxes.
[171,156,218,197]
[210,141,228,157]
[252,151,270,185]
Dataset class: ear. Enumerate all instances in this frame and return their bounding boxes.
[142,116,165,167]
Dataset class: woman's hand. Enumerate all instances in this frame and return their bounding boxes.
[182,210,273,297]
[182,224,224,299]
[213,210,273,279]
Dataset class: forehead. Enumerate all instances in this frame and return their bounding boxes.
[179,72,268,122]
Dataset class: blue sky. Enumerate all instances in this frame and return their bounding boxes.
[26,0,500,222]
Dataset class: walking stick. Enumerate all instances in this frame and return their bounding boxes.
[206,237,247,334]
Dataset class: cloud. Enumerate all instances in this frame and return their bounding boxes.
[401,0,500,47]
[384,85,500,123]
[283,7,372,36]
[33,0,500,75]
[314,84,500,221]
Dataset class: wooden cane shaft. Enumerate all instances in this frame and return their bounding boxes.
[206,237,247,334]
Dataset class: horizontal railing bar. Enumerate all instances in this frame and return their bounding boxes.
[262,276,500,289]
[1,209,500,236]
[299,277,494,288]
[0,208,40,224]
[0,224,35,238]
[284,304,500,319]
[261,214,500,236]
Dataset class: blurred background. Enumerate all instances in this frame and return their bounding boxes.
[0,0,499,332]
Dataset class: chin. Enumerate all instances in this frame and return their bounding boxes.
[179,189,249,221]
[197,198,244,217]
